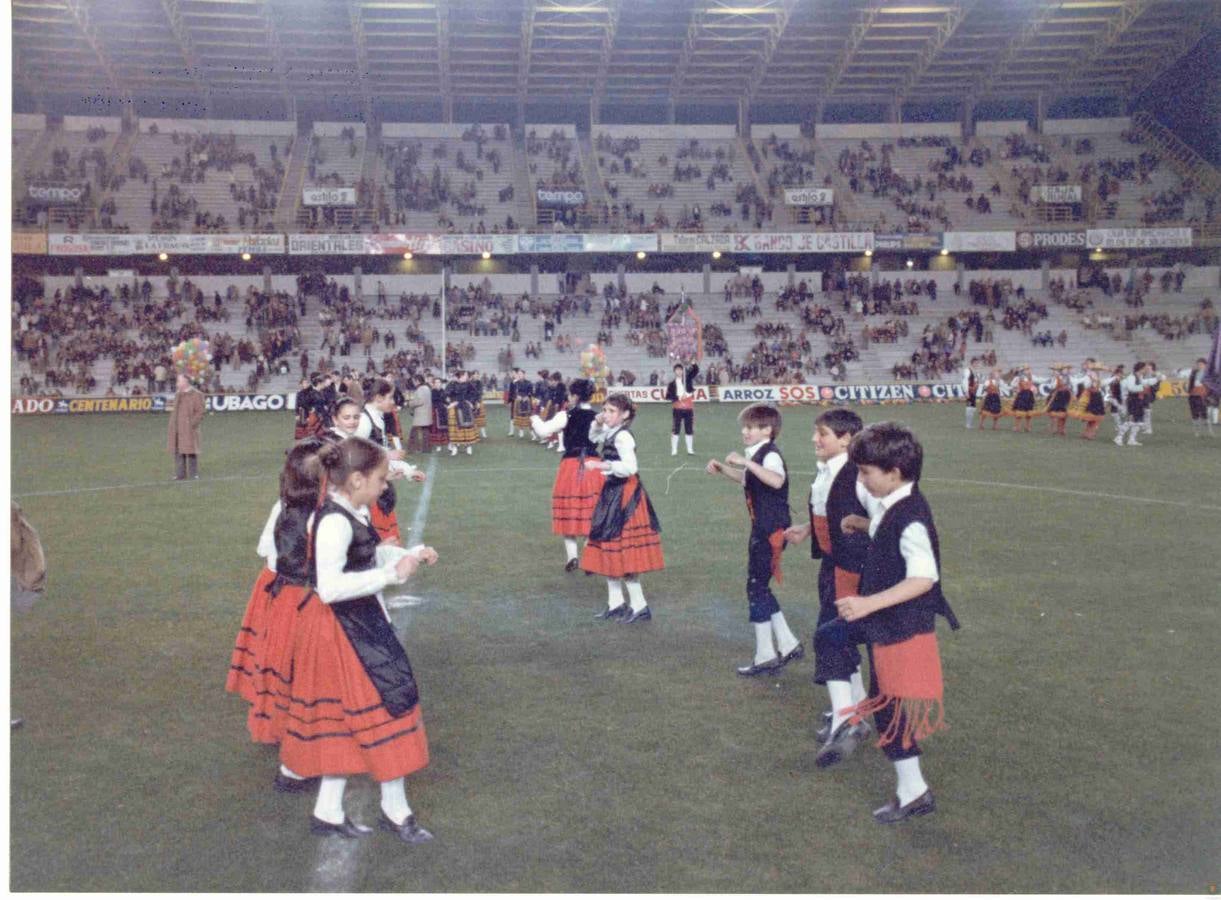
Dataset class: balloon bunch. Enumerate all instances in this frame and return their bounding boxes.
[172,338,213,385]
[579,344,610,381]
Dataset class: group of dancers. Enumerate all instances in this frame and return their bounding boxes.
[963,356,1218,444]
[228,378,437,845]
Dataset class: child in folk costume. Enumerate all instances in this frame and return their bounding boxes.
[706,403,804,677]
[531,378,604,571]
[543,371,568,452]
[836,423,960,825]
[582,394,664,623]
[978,369,1004,430]
[1116,361,1162,447]
[1008,366,1037,432]
[281,437,439,843]
[358,380,422,544]
[666,362,700,455]
[225,439,326,797]
[446,370,481,456]
[1140,363,1163,436]
[429,375,450,452]
[1068,366,1108,440]
[1044,365,1073,437]
[508,368,533,438]
[470,370,488,438]
[961,359,979,430]
[531,370,551,440]
[1187,358,1215,436]
[1105,365,1127,437]
[783,409,874,766]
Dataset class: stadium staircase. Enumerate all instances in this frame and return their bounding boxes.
[274,129,309,231]
[1131,110,1221,201]
[576,132,608,221]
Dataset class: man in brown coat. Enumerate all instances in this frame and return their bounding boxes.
[168,373,206,480]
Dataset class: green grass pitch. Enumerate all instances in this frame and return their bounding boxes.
[9,401,1220,892]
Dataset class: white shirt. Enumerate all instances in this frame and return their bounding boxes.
[589,424,638,477]
[356,404,386,444]
[315,491,419,616]
[531,403,591,439]
[744,439,786,481]
[810,452,872,517]
[256,500,282,571]
[1120,373,1159,402]
[961,366,976,392]
[866,482,939,583]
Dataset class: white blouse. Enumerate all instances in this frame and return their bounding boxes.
[867,482,939,583]
[315,492,422,614]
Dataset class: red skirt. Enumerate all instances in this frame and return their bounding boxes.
[429,420,449,447]
[279,594,430,782]
[551,456,604,536]
[248,582,313,744]
[370,503,400,544]
[581,476,665,577]
[226,565,276,706]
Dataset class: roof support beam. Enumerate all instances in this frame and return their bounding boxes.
[669,3,709,98]
[159,0,211,110]
[1055,0,1154,89]
[1126,2,1218,100]
[896,1,976,102]
[61,0,127,100]
[518,0,538,101]
[347,1,374,123]
[744,0,798,103]
[592,0,622,110]
[436,0,453,117]
[974,0,1062,98]
[823,0,887,98]
[255,0,294,116]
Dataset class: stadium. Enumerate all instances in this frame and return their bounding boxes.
[6,0,1221,891]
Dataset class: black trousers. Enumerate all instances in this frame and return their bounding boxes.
[671,408,694,435]
[812,557,863,685]
[746,529,781,623]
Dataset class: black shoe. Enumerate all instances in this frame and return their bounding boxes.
[814,710,833,743]
[736,657,780,677]
[774,643,804,669]
[814,719,871,769]
[621,606,652,624]
[594,605,628,620]
[565,558,580,573]
[378,812,434,844]
[274,772,321,794]
[11,717,24,730]
[310,816,373,838]
[872,790,936,824]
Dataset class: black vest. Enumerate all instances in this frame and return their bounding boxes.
[810,460,870,572]
[857,489,959,646]
[362,408,386,446]
[562,407,599,458]
[273,504,313,584]
[743,441,791,534]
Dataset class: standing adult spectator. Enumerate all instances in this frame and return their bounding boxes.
[168,373,205,480]
[407,375,433,453]
[154,362,168,393]
[11,501,48,729]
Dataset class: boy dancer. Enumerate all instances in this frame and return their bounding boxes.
[836,422,959,824]
[1187,358,1213,436]
[706,403,803,677]
[961,359,978,430]
[666,362,700,455]
[783,408,873,766]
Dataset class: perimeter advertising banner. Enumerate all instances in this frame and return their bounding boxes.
[941,231,1017,253]
[658,232,874,253]
[716,383,966,404]
[48,233,286,255]
[1086,227,1192,249]
[1032,185,1082,203]
[302,187,357,206]
[11,393,297,415]
[617,385,714,404]
[783,188,834,206]
[1017,230,1088,251]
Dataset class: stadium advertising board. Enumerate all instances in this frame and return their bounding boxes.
[874,234,905,250]
[659,232,874,253]
[12,231,47,254]
[11,395,169,415]
[617,386,713,404]
[1086,227,1192,249]
[783,188,833,206]
[302,187,356,206]
[289,232,657,255]
[27,184,87,205]
[1017,230,1088,250]
[287,233,366,254]
[1032,185,1082,203]
[717,383,965,404]
[942,231,1017,253]
[205,393,296,412]
[535,188,586,209]
[903,234,943,251]
[515,233,656,254]
[48,233,286,255]
[362,233,519,256]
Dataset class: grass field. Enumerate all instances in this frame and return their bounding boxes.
[9,401,1221,892]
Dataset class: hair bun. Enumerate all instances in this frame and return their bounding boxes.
[318,443,344,470]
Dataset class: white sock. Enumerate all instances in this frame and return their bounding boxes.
[518,428,525,438]
[379,777,413,826]
[826,679,854,734]
[770,611,799,656]
[480,427,487,437]
[313,776,347,825]
[965,406,975,429]
[563,538,579,562]
[753,622,776,664]
[894,757,929,807]
[466,445,472,454]
[684,434,694,454]
[670,434,679,455]
[625,576,646,612]
[606,577,626,610]
[849,668,867,704]
[1210,408,1218,426]
[279,764,306,781]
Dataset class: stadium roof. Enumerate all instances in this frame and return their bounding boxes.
[11,0,1221,112]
